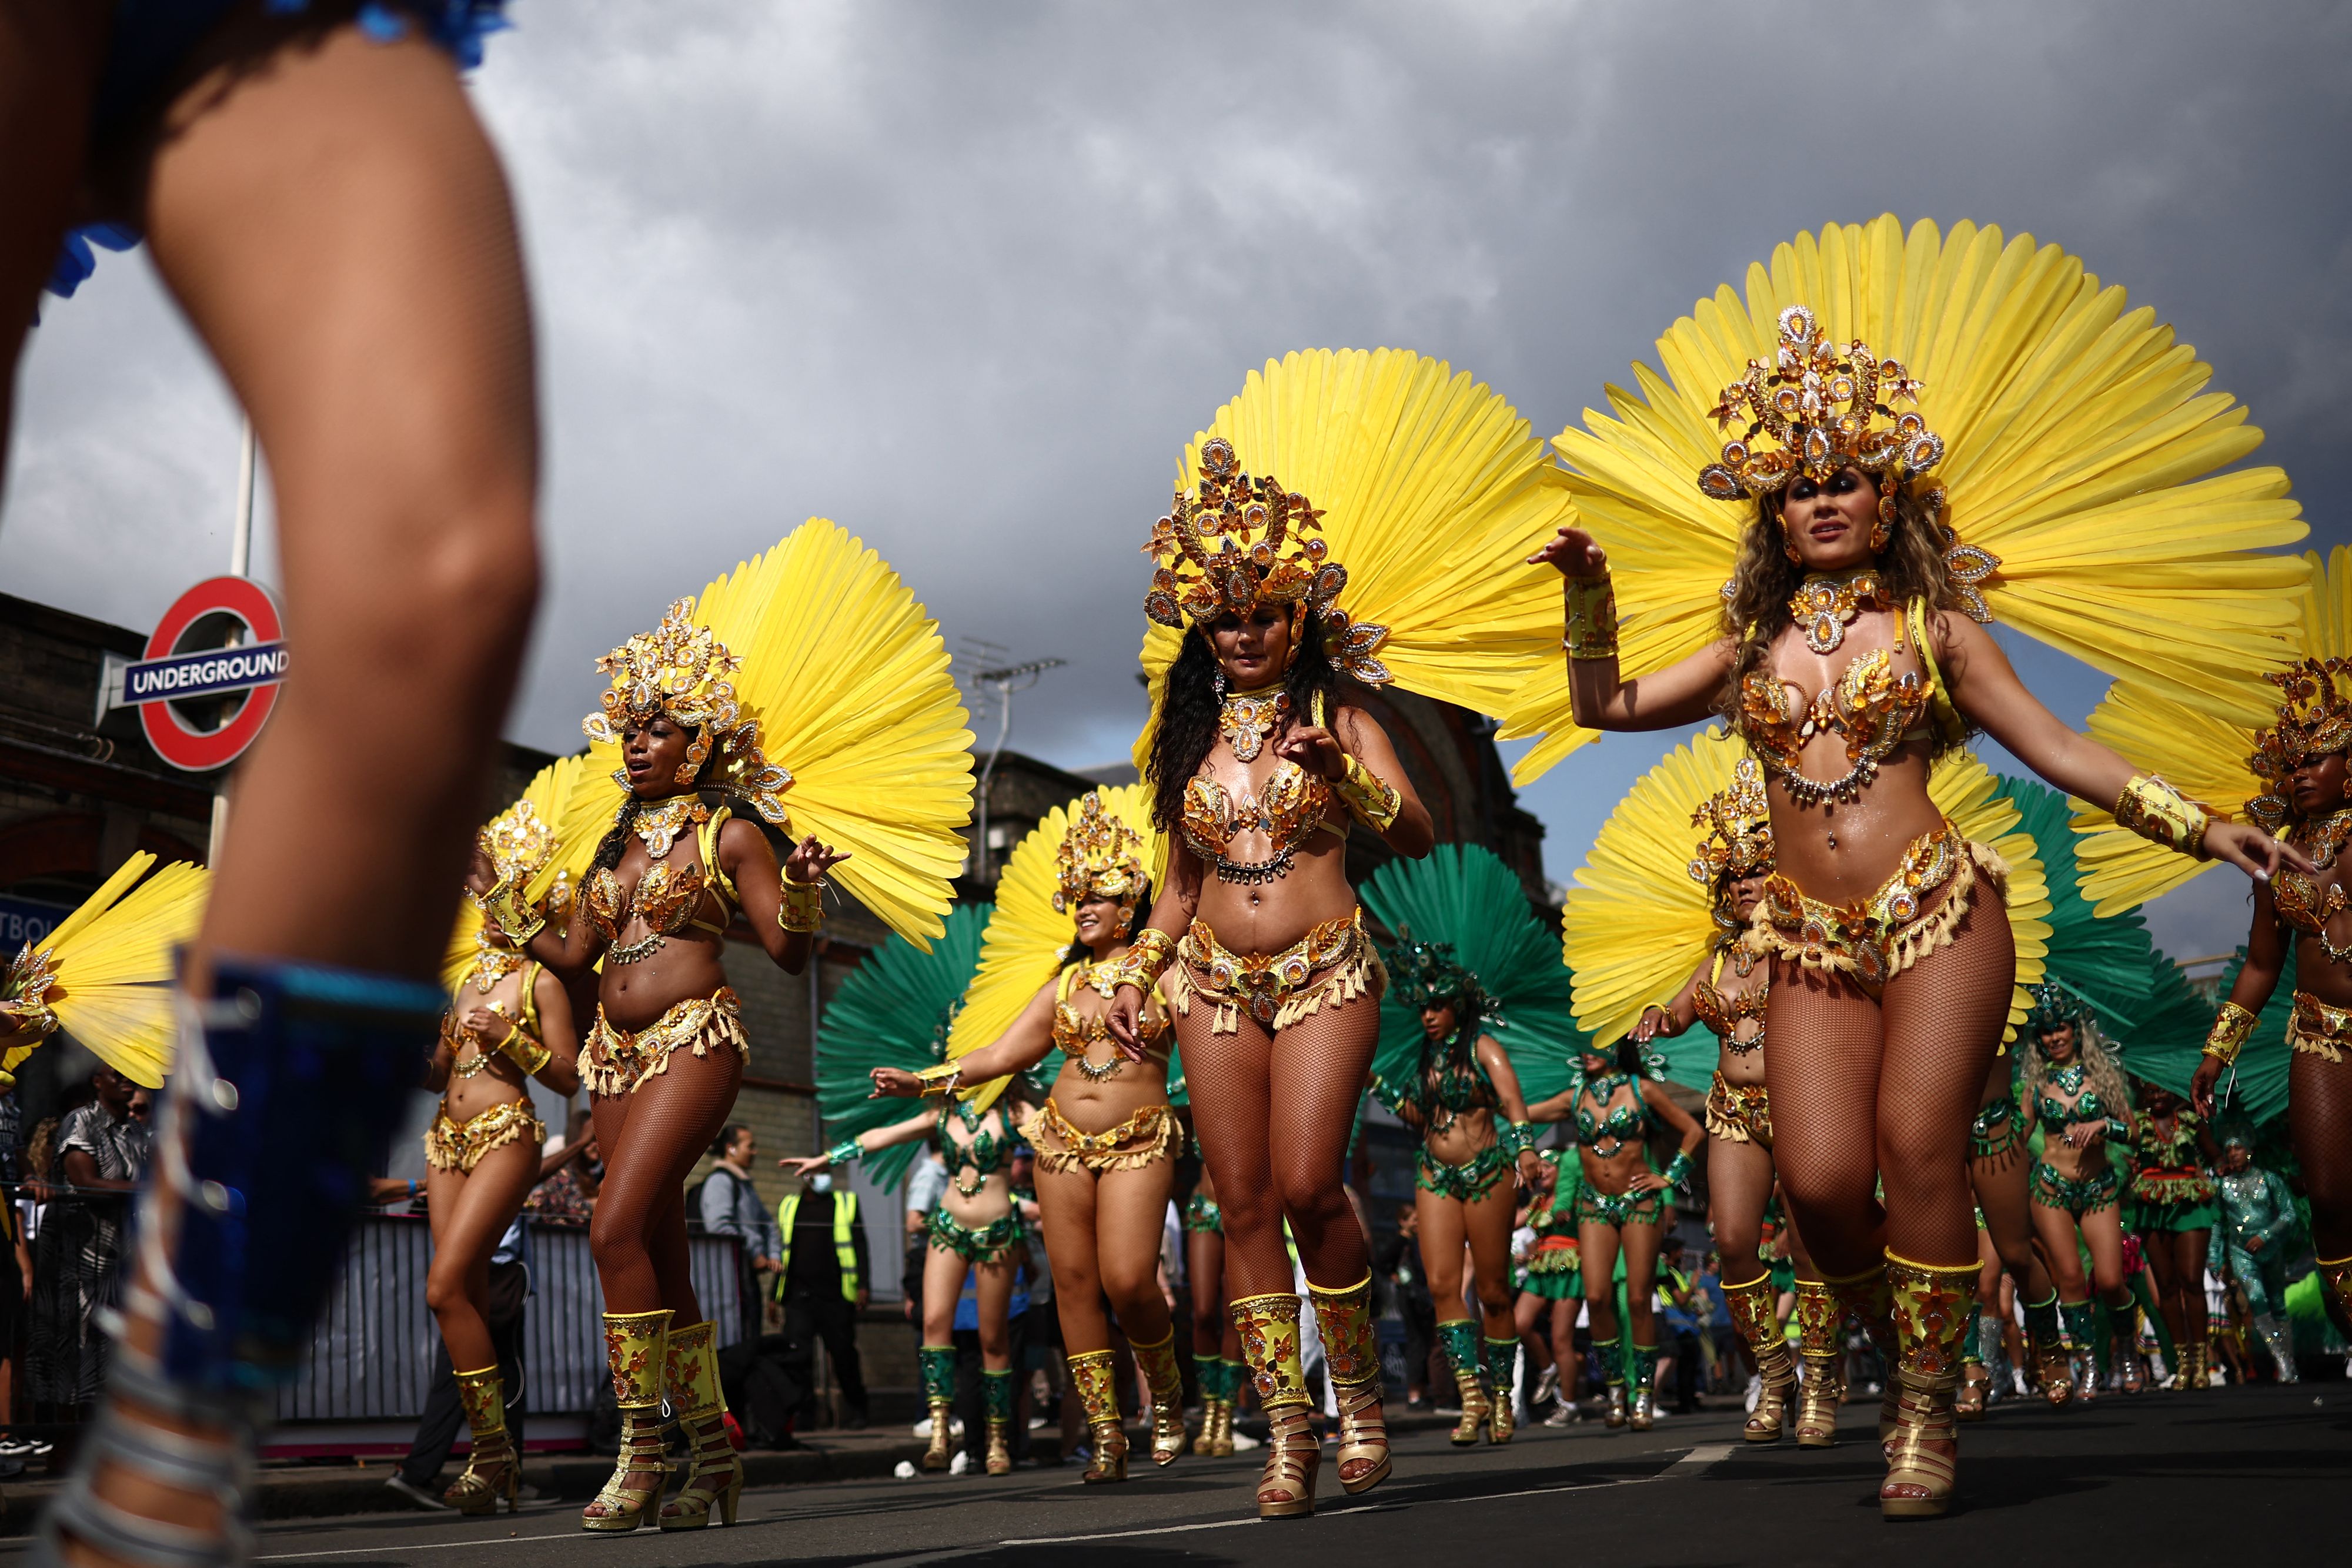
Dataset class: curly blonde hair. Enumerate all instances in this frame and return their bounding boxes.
[2020,1017,2132,1128]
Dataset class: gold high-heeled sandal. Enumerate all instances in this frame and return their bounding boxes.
[1131,1331,1188,1466]
[447,1365,520,1515]
[1256,1403,1318,1519]
[1879,1366,1957,1519]
[1331,1378,1391,1493]
[1450,1369,1489,1444]
[1725,1272,1795,1443]
[1954,1364,1990,1422]
[1068,1350,1128,1483]
[1308,1275,1390,1490]
[583,1309,671,1533]
[659,1321,743,1530]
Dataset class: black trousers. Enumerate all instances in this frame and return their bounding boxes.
[399,1312,526,1489]
[781,1290,868,1420]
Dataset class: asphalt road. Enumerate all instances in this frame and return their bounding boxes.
[8,1384,2341,1567]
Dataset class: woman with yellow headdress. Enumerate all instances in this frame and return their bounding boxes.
[1521,216,2304,1516]
[526,520,973,1533]
[864,786,1187,1482]
[2073,546,2352,1365]
[418,759,597,1513]
[1104,349,1573,1519]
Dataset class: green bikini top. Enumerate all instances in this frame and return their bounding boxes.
[937,1098,1010,1180]
[2033,1063,2120,1133]
[1416,1032,1498,1125]
[1571,1070,1652,1152]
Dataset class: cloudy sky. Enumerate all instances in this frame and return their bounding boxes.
[4,1,2344,962]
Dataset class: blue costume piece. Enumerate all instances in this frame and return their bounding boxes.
[46,1,509,300]
[2217,1158,2302,1383]
[41,958,443,1564]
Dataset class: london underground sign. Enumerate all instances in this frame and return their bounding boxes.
[115,576,288,772]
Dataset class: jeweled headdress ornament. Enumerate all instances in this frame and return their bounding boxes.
[2023,981,2090,1039]
[1051,790,1148,914]
[1699,304,1998,621]
[1385,932,1481,1011]
[477,798,558,886]
[1699,306,1942,501]
[1687,757,1775,890]
[2247,656,2352,829]
[583,599,793,826]
[1142,437,1392,684]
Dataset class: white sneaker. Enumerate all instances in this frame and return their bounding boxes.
[913,1416,933,1437]
[382,1475,452,1512]
[1232,1430,1261,1451]
[950,1449,971,1475]
[1532,1366,1559,1406]
[1743,1373,1761,1413]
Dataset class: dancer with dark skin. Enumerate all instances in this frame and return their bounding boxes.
[1527,1044,1702,1432]
[420,846,581,1511]
[533,711,843,1529]
[1109,599,1432,1516]
[2130,1082,2217,1388]
[1394,994,1545,1445]
[2194,746,2352,1337]
[1,9,540,1562]
[1538,451,2287,1511]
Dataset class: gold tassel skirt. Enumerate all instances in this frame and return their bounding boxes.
[425,1096,547,1173]
[1023,1099,1180,1174]
[1749,821,2007,998]
[1167,909,1386,1035]
[581,988,749,1098]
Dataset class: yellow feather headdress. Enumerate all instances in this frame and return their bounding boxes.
[442,753,604,994]
[948,783,1167,1111]
[1563,728,2049,1047]
[0,852,208,1088]
[2073,547,2352,913]
[570,520,975,949]
[1502,213,2309,783]
[1132,349,1577,768]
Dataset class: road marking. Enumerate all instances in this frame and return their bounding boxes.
[256,1537,570,1562]
[1000,1505,1381,1546]
[1656,1443,1733,1479]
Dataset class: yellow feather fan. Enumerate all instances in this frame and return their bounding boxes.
[1503,213,2308,783]
[1563,730,2048,1047]
[442,753,605,994]
[2072,547,2351,914]
[1132,348,1576,768]
[569,519,975,949]
[947,783,1166,1112]
[1,852,208,1088]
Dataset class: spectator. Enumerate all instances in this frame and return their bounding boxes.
[125,1088,153,1129]
[1654,1237,1701,1416]
[528,1109,601,1224]
[29,1065,149,1412]
[1376,1203,1439,1409]
[776,1171,871,1430]
[702,1125,783,1342]
[904,1149,948,1340]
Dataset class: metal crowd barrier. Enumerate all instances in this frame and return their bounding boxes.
[273,1213,742,1429]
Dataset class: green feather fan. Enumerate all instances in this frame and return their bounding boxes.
[1359,843,1592,1112]
[815,902,991,1189]
[1995,777,2157,1034]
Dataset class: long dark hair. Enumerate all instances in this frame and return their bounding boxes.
[1719,476,1967,735]
[1418,992,1487,1089]
[1146,611,1348,832]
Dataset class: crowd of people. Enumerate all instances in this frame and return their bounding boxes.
[0,6,2339,1554]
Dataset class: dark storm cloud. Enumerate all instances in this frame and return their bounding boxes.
[3,1,2344,952]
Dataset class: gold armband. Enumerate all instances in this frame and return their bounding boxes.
[476,875,546,945]
[493,1020,553,1078]
[779,874,826,934]
[2114,774,2212,860]
[914,1062,964,1099]
[1562,573,1619,661]
[2203,1001,2257,1065]
[1333,754,1401,833]
[1100,927,1177,994]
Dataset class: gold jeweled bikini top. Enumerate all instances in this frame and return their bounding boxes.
[1734,597,1960,807]
[582,802,741,965]
[1181,691,1344,884]
[442,959,542,1081]
[2271,808,2352,964]
[1691,944,1767,1057]
[1052,960,1170,1081]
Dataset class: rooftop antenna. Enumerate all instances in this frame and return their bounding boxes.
[960,638,1065,884]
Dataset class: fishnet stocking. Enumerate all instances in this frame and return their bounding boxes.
[2141,1228,2210,1350]
[2290,1047,2352,1258]
[1175,984,1377,1300]
[1708,1132,1777,1282]
[590,1043,744,1316]
[1766,882,2013,1274]
[1972,1055,2054,1298]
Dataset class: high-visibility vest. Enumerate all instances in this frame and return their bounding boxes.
[775,1190,861,1302]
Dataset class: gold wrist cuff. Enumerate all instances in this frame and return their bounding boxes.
[2114,773,2212,860]
[1562,573,1619,661]
[914,1062,963,1099]
[2203,1001,2257,1065]
[495,1020,553,1078]
[476,876,546,945]
[1333,755,1401,833]
[1100,928,1177,995]
[779,875,826,934]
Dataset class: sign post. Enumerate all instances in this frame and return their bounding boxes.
[109,575,288,774]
